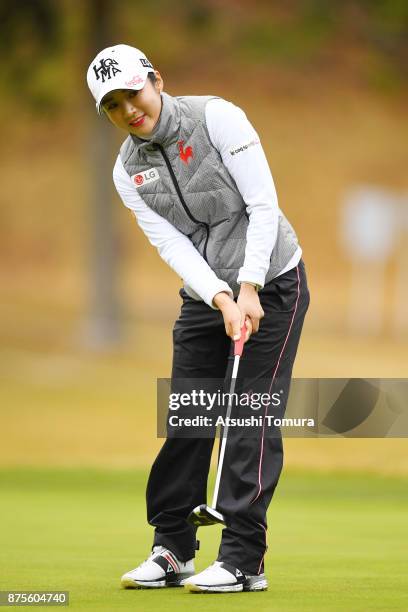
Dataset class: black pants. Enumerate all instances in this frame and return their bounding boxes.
[146,259,310,575]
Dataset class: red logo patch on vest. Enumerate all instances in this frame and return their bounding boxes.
[178,140,193,164]
[131,168,160,188]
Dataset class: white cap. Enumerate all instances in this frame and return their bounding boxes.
[86,44,155,114]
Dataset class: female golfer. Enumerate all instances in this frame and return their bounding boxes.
[87,44,310,594]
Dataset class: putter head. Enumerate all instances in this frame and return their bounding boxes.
[188,504,225,527]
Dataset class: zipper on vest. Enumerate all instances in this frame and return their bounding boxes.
[154,143,210,263]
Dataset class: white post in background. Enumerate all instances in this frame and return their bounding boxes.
[340,187,398,335]
[392,195,408,337]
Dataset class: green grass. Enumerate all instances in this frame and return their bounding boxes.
[0,468,407,611]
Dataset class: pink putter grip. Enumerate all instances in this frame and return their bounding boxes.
[234,324,247,357]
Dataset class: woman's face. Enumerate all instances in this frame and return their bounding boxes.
[101,70,163,137]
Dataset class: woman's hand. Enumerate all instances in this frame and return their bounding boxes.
[236,283,264,339]
[213,285,264,343]
[213,292,249,341]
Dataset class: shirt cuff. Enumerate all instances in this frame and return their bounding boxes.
[237,268,266,289]
[207,281,234,310]
[183,280,233,309]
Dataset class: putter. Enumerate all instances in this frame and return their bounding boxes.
[188,323,246,527]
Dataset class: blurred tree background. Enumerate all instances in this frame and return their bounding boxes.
[1,0,407,112]
[1,0,407,469]
[123,0,408,91]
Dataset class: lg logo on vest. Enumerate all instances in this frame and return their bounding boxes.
[132,168,160,188]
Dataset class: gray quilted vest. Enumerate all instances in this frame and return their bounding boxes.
[120,91,299,300]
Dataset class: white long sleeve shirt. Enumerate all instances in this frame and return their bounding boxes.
[113,97,302,308]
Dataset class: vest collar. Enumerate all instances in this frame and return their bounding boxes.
[130,91,181,149]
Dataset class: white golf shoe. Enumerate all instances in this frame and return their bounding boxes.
[183,560,268,593]
[121,545,195,589]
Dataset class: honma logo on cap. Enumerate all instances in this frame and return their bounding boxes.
[87,44,155,113]
[93,58,122,83]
